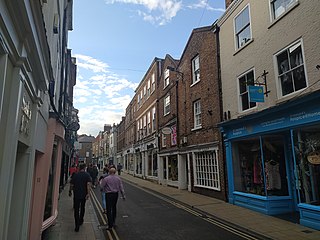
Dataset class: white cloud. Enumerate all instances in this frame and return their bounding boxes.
[73,54,138,135]
[105,0,182,25]
[187,0,225,12]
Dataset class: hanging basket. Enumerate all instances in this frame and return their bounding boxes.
[307,151,320,165]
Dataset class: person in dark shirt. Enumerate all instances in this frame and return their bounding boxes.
[69,163,92,232]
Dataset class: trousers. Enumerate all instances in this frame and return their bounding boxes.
[106,192,118,228]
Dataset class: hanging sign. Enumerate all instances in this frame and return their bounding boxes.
[307,152,320,165]
[249,86,264,103]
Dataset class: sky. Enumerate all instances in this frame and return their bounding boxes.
[68,0,226,137]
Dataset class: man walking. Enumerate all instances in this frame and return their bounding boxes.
[100,167,125,230]
[69,163,92,232]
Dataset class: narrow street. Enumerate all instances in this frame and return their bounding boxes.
[91,180,260,240]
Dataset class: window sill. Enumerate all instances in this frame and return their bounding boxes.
[163,112,170,117]
[233,38,254,56]
[268,1,299,29]
[191,126,202,131]
[190,80,200,88]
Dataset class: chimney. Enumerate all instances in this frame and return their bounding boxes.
[225,0,233,8]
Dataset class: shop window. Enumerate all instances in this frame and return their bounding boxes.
[136,153,142,175]
[275,40,306,97]
[293,127,320,205]
[233,135,288,196]
[194,150,220,190]
[168,156,178,181]
[234,5,251,49]
[238,69,256,111]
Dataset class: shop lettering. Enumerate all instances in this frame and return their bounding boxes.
[290,111,320,121]
[260,117,285,128]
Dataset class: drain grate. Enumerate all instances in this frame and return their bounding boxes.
[301,230,313,234]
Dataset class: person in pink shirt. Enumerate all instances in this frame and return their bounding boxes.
[100,167,125,230]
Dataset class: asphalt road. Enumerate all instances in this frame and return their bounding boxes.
[90,179,260,240]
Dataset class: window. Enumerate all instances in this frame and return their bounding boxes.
[271,0,297,19]
[162,134,167,147]
[192,55,200,84]
[143,85,147,97]
[193,100,201,129]
[276,40,306,97]
[238,69,256,111]
[147,79,151,97]
[235,5,251,49]
[151,73,155,93]
[147,111,151,134]
[164,69,170,88]
[152,107,156,131]
[164,95,170,115]
[194,150,220,190]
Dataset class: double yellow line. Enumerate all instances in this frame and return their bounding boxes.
[90,190,120,240]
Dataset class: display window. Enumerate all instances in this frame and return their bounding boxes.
[232,134,288,196]
[168,156,178,181]
[293,126,320,206]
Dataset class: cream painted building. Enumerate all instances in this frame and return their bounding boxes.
[0,0,76,239]
[218,0,320,230]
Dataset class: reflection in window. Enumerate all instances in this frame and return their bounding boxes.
[276,41,306,96]
[238,69,256,111]
[293,127,320,205]
[235,5,251,49]
[271,0,297,19]
[233,135,288,196]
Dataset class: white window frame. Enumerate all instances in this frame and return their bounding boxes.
[192,55,200,85]
[147,111,151,135]
[164,95,170,116]
[238,69,257,112]
[270,0,298,20]
[274,39,307,98]
[193,150,221,190]
[152,107,156,132]
[234,4,252,50]
[193,100,201,129]
[147,79,151,97]
[151,73,155,93]
[162,134,167,148]
[164,69,170,88]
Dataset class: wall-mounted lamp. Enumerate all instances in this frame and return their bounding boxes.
[166,66,184,79]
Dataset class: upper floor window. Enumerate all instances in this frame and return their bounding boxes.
[193,100,201,129]
[271,0,297,20]
[152,107,156,131]
[192,55,200,84]
[238,69,256,111]
[276,40,306,97]
[147,79,151,97]
[151,73,156,92]
[164,95,170,115]
[164,69,170,88]
[234,5,251,49]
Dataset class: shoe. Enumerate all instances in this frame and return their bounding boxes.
[75,226,79,232]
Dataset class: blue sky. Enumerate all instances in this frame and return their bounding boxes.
[69,0,226,136]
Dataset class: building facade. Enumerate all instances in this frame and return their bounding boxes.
[0,0,77,239]
[218,0,320,230]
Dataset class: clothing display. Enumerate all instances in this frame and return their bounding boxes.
[265,160,281,190]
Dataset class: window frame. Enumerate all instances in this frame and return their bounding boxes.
[234,4,252,50]
[193,100,202,129]
[274,39,307,98]
[237,68,257,112]
[193,150,221,190]
[191,55,200,85]
[164,95,170,116]
[164,69,170,88]
[270,0,298,20]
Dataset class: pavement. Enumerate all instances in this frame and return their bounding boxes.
[43,172,320,240]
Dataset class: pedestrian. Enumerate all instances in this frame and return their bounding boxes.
[69,163,92,232]
[99,167,109,214]
[100,167,125,230]
[117,162,123,175]
[88,163,98,188]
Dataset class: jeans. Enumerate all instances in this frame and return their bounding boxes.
[74,198,86,227]
[106,192,118,228]
[101,192,106,210]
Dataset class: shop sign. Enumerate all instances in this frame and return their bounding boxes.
[248,86,264,102]
[162,127,172,135]
[307,152,320,165]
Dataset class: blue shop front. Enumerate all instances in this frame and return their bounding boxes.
[220,91,320,230]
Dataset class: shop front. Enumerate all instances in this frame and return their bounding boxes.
[220,91,320,230]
